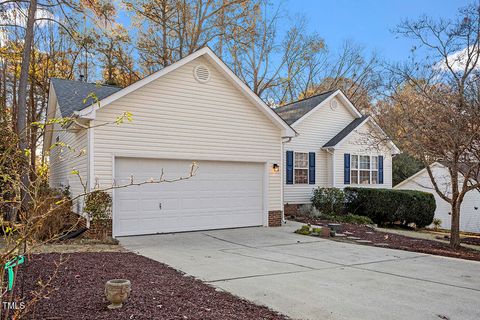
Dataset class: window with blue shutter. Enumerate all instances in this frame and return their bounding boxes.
[344,153,351,184]
[308,152,315,184]
[378,155,384,184]
[286,151,294,184]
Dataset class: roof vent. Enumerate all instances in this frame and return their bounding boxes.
[330,99,338,110]
[193,65,210,83]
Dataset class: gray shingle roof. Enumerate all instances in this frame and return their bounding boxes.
[274,90,337,125]
[323,115,369,148]
[51,78,122,117]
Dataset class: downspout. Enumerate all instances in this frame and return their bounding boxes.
[281,136,293,224]
[85,119,94,228]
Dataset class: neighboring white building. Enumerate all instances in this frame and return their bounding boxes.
[394,162,480,233]
[44,47,295,237]
[275,90,400,205]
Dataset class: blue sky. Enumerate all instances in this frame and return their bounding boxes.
[280,0,471,63]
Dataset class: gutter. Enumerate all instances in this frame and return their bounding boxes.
[281,136,293,224]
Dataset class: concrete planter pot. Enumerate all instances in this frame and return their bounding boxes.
[105,279,131,309]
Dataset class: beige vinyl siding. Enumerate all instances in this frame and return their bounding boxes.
[48,106,88,212]
[283,97,356,204]
[394,164,480,233]
[335,122,393,189]
[93,56,283,211]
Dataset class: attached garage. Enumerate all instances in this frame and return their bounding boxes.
[114,158,265,236]
[45,47,295,238]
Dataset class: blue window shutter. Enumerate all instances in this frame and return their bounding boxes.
[286,151,294,184]
[308,152,316,184]
[344,153,351,185]
[378,155,384,184]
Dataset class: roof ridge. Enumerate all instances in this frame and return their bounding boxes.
[277,89,337,109]
[51,77,122,89]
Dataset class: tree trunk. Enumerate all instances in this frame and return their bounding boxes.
[15,0,37,218]
[450,202,461,248]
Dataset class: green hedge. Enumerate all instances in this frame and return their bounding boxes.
[344,187,436,228]
[311,187,345,215]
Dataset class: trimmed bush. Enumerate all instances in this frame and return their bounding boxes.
[313,213,373,225]
[342,214,374,225]
[311,187,345,215]
[84,190,112,221]
[344,187,436,228]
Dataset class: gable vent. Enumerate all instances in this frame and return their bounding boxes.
[330,99,338,110]
[193,65,211,83]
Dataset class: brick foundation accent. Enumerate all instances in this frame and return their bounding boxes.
[268,210,282,227]
[84,219,112,239]
[284,203,301,217]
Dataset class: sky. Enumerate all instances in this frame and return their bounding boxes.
[280,0,472,63]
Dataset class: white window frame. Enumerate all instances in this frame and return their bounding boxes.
[350,155,379,185]
[294,152,309,184]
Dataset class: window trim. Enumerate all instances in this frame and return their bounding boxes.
[293,152,309,184]
[350,155,379,185]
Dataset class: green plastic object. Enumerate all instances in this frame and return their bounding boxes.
[4,255,25,291]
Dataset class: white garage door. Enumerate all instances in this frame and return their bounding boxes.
[114,158,264,236]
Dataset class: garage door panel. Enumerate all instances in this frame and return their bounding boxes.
[114,158,264,236]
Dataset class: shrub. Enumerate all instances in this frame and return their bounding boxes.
[432,218,442,230]
[299,204,320,217]
[84,190,112,221]
[314,213,373,225]
[344,187,436,228]
[294,225,312,235]
[312,227,322,234]
[342,214,374,225]
[30,186,74,241]
[311,187,345,215]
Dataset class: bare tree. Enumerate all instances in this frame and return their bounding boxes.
[302,41,381,112]
[126,0,253,72]
[14,0,37,215]
[377,3,480,248]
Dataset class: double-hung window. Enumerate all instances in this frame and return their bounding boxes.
[294,152,309,184]
[350,155,379,185]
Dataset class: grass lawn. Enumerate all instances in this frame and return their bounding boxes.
[7,251,287,319]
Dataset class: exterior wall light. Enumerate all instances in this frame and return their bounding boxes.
[272,163,280,173]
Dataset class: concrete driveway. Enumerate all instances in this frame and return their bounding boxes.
[121,222,480,320]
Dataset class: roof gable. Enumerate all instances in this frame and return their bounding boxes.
[395,162,480,189]
[274,90,362,126]
[322,115,400,154]
[68,47,295,137]
[323,115,369,148]
[274,91,336,125]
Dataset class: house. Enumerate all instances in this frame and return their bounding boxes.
[44,47,296,237]
[394,162,480,233]
[275,90,400,210]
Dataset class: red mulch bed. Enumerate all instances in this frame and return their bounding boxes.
[292,217,480,262]
[8,252,287,320]
[459,237,480,246]
[435,235,480,246]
